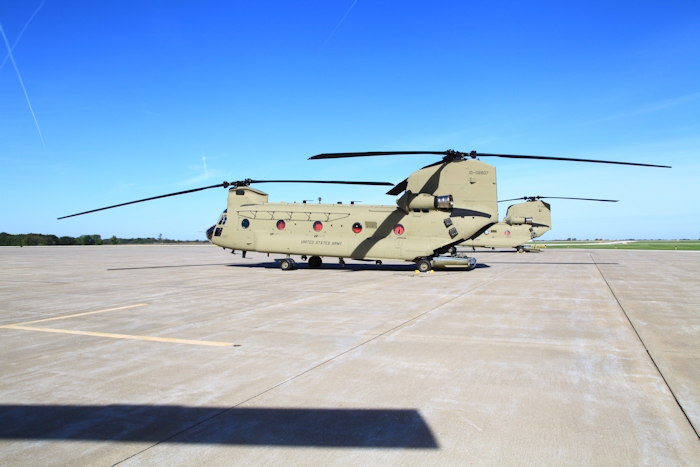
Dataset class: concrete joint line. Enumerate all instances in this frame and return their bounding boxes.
[589,253,699,439]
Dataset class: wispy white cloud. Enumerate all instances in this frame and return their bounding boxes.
[183,156,226,185]
[323,0,358,47]
[0,0,45,72]
[585,92,700,125]
[0,21,44,147]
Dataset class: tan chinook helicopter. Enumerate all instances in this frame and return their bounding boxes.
[59,150,669,271]
[463,196,619,252]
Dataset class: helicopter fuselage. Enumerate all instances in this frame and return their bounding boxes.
[210,159,499,263]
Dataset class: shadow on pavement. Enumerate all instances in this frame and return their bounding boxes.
[107,260,491,272]
[228,261,414,271]
[228,261,487,272]
[107,263,232,270]
[480,262,618,265]
[0,405,438,448]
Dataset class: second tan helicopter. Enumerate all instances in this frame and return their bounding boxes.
[463,196,619,253]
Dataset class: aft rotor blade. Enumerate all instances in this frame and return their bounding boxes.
[478,153,671,168]
[498,196,619,202]
[250,179,393,186]
[386,178,408,196]
[310,150,671,168]
[58,183,226,219]
[310,151,446,160]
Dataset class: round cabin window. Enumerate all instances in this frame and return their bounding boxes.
[393,224,405,235]
[313,221,323,232]
[241,219,250,229]
[276,219,286,230]
[352,222,362,234]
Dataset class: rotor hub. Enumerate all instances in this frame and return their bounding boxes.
[224,179,254,189]
[442,149,479,162]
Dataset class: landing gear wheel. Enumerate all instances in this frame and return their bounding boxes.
[280,259,296,271]
[449,246,457,256]
[308,256,322,269]
[516,246,524,253]
[416,258,432,273]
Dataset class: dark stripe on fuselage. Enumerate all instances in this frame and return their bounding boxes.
[450,208,492,218]
[350,209,407,259]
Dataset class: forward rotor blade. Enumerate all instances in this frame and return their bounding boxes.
[498,196,619,202]
[58,179,394,220]
[250,180,393,186]
[58,183,226,219]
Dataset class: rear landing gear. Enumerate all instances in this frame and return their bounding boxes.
[308,256,322,269]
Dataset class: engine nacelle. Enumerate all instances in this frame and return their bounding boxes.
[504,216,532,225]
[398,192,453,212]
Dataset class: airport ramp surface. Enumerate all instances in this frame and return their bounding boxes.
[0,246,698,465]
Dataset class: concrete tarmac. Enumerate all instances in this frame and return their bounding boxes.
[1,245,699,465]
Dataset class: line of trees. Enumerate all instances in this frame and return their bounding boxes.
[0,233,206,246]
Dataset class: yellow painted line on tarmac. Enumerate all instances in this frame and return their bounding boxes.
[1,325,236,347]
[7,303,149,326]
[0,303,238,347]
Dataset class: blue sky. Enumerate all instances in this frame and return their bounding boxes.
[1,1,698,240]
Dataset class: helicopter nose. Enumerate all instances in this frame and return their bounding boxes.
[205,225,215,242]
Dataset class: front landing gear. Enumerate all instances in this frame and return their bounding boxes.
[308,256,322,269]
[280,258,297,271]
[416,258,433,273]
